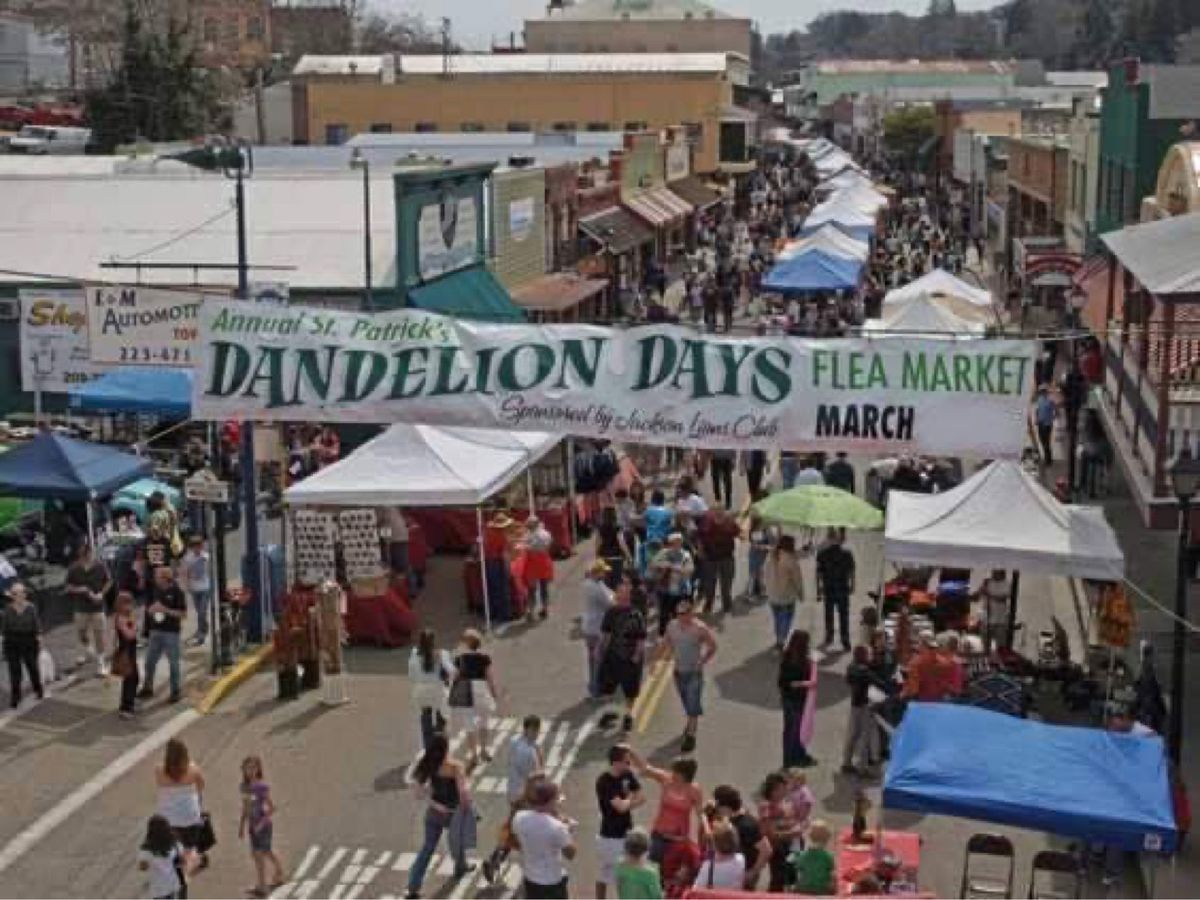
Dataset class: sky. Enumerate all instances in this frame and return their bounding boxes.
[372,0,1002,51]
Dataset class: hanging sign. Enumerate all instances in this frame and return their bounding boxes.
[418,192,478,280]
[192,300,1037,455]
[86,285,208,366]
[18,288,107,392]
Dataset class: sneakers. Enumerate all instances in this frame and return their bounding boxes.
[119,710,136,720]
[681,733,697,753]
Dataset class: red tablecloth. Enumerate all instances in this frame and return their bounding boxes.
[408,503,573,556]
[836,828,922,896]
[345,585,418,648]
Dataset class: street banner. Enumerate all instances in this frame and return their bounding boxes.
[193,300,1037,455]
[85,285,209,366]
[18,288,107,393]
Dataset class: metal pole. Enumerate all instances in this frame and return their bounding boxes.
[565,438,577,547]
[1006,570,1021,651]
[85,500,96,550]
[476,506,491,633]
[207,500,220,675]
[235,162,264,643]
[526,465,536,515]
[362,161,374,311]
[208,422,228,661]
[1169,493,1190,766]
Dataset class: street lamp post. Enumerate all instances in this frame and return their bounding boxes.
[1168,447,1200,765]
[1064,289,1089,498]
[349,148,373,311]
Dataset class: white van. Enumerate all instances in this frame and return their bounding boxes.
[8,125,92,155]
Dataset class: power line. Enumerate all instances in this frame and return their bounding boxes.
[110,205,235,263]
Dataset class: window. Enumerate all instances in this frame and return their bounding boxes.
[246,15,264,41]
[682,121,704,144]
[415,121,438,133]
[369,122,393,134]
[460,122,486,132]
[552,121,577,132]
[507,122,532,132]
[586,122,611,132]
[324,123,349,146]
[623,121,647,132]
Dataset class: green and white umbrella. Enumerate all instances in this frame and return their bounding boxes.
[752,484,884,530]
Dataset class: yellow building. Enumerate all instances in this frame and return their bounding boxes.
[291,52,750,173]
[525,0,752,59]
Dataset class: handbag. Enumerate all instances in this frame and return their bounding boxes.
[195,812,217,852]
[110,647,133,679]
[447,675,473,709]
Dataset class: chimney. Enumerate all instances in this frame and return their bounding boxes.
[547,0,564,14]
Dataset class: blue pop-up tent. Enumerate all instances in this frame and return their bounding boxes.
[883,704,1178,853]
[0,431,153,501]
[69,368,193,418]
[762,248,862,294]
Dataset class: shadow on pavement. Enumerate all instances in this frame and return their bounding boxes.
[713,646,780,710]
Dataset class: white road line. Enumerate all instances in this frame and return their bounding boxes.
[550,711,602,787]
[373,851,391,868]
[435,855,456,876]
[352,848,367,864]
[476,775,500,793]
[293,879,319,899]
[343,886,364,900]
[544,721,570,769]
[318,847,348,879]
[392,852,416,872]
[341,864,361,883]
[0,707,199,876]
[329,883,346,900]
[534,718,555,747]
[272,844,320,898]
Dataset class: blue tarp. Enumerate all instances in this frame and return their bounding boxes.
[883,704,1178,852]
[0,431,153,501]
[70,368,193,417]
[762,248,862,294]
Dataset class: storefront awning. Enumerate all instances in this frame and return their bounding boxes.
[409,266,526,322]
[625,187,693,228]
[511,273,608,313]
[579,206,656,254]
[668,176,723,210]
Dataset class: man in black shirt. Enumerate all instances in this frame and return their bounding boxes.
[138,566,187,702]
[824,451,856,495]
[598,576,648,734]
[816,530,856,651]
[713,785,772,890]
[66,543,111,674]
[594,744,643,898]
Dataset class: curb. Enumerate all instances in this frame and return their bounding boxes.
[196,644,274,714]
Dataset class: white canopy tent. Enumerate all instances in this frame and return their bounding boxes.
[827,185,889,215]
[884,460,1125,580]
[285,423,561,630]
[821,169,884,194]
[863,294,988,337]
[805,199,877,230]
[884,268,992,308]
[779,225,870,262]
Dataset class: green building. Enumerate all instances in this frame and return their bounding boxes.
[1095,61,1200,235]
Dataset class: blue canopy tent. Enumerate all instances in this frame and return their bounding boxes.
[0,431,154,502]
[762,249,863,295]
[69,368,193,418]
[883,704,1178,853]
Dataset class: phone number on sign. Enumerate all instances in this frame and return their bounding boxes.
[117,346,192,364]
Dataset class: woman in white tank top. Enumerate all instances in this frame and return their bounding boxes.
[156,738,208,865]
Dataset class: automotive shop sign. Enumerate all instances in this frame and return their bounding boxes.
[193,299,1037,456]
[86,285,212,366]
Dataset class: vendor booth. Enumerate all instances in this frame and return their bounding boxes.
[284,423,561,638]
[778,225,870,263]
[763,249,863,295]
[863,295,990,338]
[805,199,878,232]
[884,269,992,308]
[885,703,1178,853]
[884,460,1124,579]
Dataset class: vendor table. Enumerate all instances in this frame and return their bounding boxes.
[408,503,572,556]
[344,584,417,648]
[836,828,921,896]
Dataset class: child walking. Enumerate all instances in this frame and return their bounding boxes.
[138,814,192,900]
[239,755,285,898]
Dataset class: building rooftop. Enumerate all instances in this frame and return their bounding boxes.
[1143,66,1200,120]
[0,172,397,290]
[539,0,734,20]
[293,51,745,79]
[808,59,1015,76]
[1101,212,1200,296]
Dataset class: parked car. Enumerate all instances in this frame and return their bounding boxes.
[8,125,92,155]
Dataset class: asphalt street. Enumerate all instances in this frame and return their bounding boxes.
[0,463,1147,900]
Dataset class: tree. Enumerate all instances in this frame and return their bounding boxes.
[357,10,449,54]
[1079,0,1116,66]
[84,3,220,152]
[883,106,935,164]
[927,0,958,18]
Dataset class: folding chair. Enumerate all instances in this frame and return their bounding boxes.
[1027,849,1082,899]
[960,832,1016,899]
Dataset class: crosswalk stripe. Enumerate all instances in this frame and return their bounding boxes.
[328,884,346,900]
[343,886,364,900]
[352,848,367,864]
[318,848,347,880]
[435,855,456,876]
[357,865,380,885]
[544,721,570,768]
[373,851,392,868]
[550,710,602,786]
[476,775,500,793]
[292,880,319,899]
[270,844,319,899]
[341,865,360,883]
[392,852,416,872]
